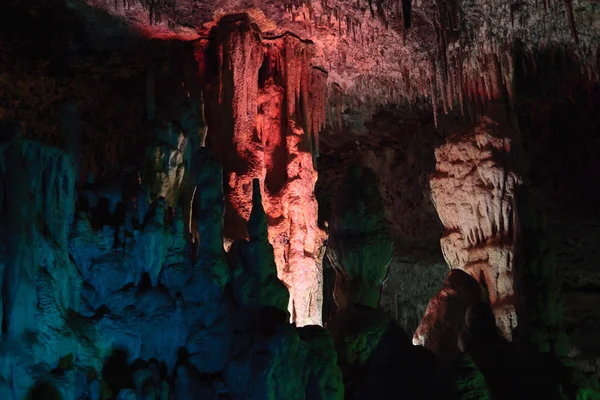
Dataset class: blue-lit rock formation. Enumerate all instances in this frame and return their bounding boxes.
[0,129,82,397]
[0,128,343,399]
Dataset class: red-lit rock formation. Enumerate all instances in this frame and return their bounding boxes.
[412,269,483,359]
[429,109,522,339]
[197,16,327,326]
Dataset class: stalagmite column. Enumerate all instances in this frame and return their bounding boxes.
[412,269,484,359]
[429,108,521,339]
[327,165,393,311]
[198,15,327,326]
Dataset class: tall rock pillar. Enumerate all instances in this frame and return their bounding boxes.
[197,15,327,326]
[429,108,521,339]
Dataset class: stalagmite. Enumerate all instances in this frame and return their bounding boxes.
[413,269,484,359]
[327,165,393,310]
[429,110,522,339]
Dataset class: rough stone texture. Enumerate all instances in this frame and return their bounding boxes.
[380,256,449,337]
[413,269,484,360]
[198,17,327,326]
[316,108,449,335]
[327,306,434,400]
[0,134,84,400]
[225,182,342,400]
[2,0,600,397]
[2,139,230,399]
[430,111,522,339]
[0,120,346,399]
[327,165,393,310]
[81,0,600,131]
[434,354,491,400]
[225,323,343,400]
[298,325,345,400]
[142,49,205,211]
[228,179,290,315]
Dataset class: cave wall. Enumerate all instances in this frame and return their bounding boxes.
[515,51,600,371]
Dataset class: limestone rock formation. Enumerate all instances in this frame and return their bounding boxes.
[229,179,290,315]
[327,306,434,400]
[143,122,190,207]
[515,186,568,355]
[327,164,394,310]
[325,164,431,398]
[0,130,348,400]
[197,16,327,326]
[412,269,484,360]
[298,325,344,400]
[2,0,600,398]
[430,112,522,339]
[0,135,233,398]
[434,354,491,400]
[0,134,83,399]
[81,0,600,132]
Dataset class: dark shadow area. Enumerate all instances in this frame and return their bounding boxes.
[26,381,62,400]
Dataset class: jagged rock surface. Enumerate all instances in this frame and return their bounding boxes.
[0,128,345,399]
[198,16,327,326]
[413,269,484,360]
[80,0,600,131]
[327,306,434,400]
[430,112,522,339]
[327,165,393,310]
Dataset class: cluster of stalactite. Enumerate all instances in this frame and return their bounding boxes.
[194,15,328,326]
[104,0,175,24]
[282,0,598,129]
[260,34,328,160]
[88,0,598,136]
[284,0,413,31]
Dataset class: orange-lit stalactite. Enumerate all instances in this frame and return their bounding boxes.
[196,16,327,326]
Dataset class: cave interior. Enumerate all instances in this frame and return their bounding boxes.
[0,0,600,398]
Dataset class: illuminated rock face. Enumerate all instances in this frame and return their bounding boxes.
[429,113,522,339]
[198,16,327,326]
[143,49,206,232]
[412,269,483,359]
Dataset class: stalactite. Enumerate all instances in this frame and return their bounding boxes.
[563,0,579,44]
[437,61,448,115]
[367,0,375,19]
[197,19,327,326]
[430,72,439,129]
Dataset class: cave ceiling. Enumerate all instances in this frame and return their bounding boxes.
[78,0,600,119]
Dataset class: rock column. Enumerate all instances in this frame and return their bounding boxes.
[197,16,327,326]
[429,110,521,339]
